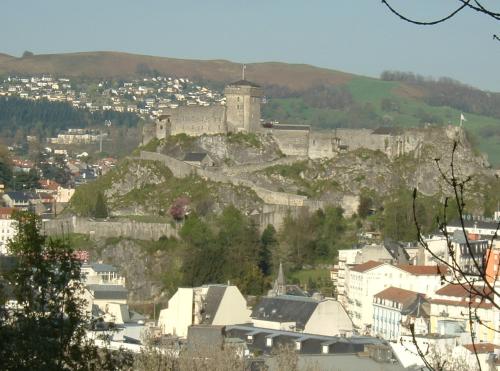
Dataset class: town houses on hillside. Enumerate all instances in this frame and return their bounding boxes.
[0,75,224,119]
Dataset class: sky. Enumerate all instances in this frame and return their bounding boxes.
[2,0,500,91]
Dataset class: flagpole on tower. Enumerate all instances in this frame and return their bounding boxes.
[242,64,246,80]
[460,113,466,127]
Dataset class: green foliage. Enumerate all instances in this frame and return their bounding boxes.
[176,207,271,295]
[358,192,374,219]
[382,188,459,242]
[0,97,140,141]
[259,225,277,276]
[0,212,132,370]
[94,191,108,218]
[226,132,262,148]
[278,206,349,268]
[140,137,160,152]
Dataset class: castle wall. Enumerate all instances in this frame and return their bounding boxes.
[142,123,156,146]
[308,132,335,159]
[140,151,194,177]
[269,128,310,156]
[43,217,178,241]
[334,129,387,152]
[162,106,227,136]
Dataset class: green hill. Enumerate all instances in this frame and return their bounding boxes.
[1,51,499,166]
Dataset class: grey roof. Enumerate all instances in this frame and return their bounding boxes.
[228,79,261,88]
[87,284,128,300]
[448,218,499,230]
[84,263,118,273]
[4,191,31,202]
[401,295,430,318]
[384,240,410,264]
[183,152,208,162]
[226,325,391,359]
[187,325,225,352]
[451,229,489,244]
[202,285,227,324]
[272,124,310,131]
[251,296,318,329]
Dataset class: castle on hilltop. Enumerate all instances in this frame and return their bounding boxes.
[143,77,465,160]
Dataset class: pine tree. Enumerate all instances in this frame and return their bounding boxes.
[94,191,108,219]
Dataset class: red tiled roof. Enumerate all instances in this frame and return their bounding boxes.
[396,264,448,276]
[435,283,492,298]
[350,260,384,273]
[463,343,499,354]
[430,298,493,310]
[39,179,60,191]
[0,207,15,219]
[374,286,422,305]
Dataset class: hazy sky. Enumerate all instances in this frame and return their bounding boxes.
[2,0,500,91]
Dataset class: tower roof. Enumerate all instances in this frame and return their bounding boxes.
[227,79,261,88]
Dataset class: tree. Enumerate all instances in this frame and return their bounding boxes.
[259,224,277,276]
[94,191,108,218]
[0,212,132,370]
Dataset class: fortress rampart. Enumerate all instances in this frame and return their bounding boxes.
[43,216,178,240]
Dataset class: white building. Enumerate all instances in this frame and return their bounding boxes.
[372,287,429,341]
[0,208,18,255]
[335,243,410,307]
[333,248,359,305]
[158,284,251,338]
[345,261,447,333]
[81,262,125,285]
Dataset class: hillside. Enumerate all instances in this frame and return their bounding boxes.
[1,51,499,166]
[0,51,352,91]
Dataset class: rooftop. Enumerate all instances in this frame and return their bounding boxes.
[462,343,499,354]
[251,295,318,328]
[435,283,492,298]
[374,287,427,314]
[227,79,261,88]
[83,263,118,273]
[350,260,384,273]
[396,264,448,276]
[86,284,128,300]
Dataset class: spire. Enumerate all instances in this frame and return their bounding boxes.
[270,262,286,297]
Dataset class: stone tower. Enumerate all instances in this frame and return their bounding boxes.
[155,114,171,140]
[224,76,263,133]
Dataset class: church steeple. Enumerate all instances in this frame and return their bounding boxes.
[271,262,286,296]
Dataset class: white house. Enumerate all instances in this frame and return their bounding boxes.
[251,295,353,337]
[372,287,429,341]
[81,262,125,285]
[158,284,251,338]
[0,208,17,255]
[345,261,447,333]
